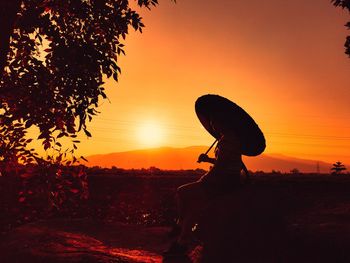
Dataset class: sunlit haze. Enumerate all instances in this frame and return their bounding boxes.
[137,121,165,147]
[61,0,349,165]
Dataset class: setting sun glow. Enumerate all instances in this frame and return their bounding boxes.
[137,121,164,148]
[71,0,349,168]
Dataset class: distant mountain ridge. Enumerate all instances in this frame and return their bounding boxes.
[86,146,333,173]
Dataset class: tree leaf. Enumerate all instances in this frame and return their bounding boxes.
[83,128,92,137]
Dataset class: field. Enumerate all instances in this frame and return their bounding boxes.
[1,171,350,262]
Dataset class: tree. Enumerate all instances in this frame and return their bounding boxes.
[0,1,21,75]
[331,161,347,175]
[332,0,350,57]
[0,0,166,164]
[290,168,300,175]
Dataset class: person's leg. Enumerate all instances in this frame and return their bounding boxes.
[176,181,208,245]
[163,181,208,256]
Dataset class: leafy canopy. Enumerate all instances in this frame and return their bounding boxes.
[332,0,350,56]
[0,0,162,164]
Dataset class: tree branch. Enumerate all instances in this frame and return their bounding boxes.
[0,0,21,76]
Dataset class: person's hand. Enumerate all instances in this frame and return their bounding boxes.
[197,153,209,163]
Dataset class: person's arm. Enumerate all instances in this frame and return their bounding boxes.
[197,153,216,164]
[241,161,250,182]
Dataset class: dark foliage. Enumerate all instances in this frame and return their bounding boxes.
[0,0,164,162]
[0,164,89,233]
[18,164,88,216]
[331,161,347,175]
[332,0,350,57]
[0,118,37,169]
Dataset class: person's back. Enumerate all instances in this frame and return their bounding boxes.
[200,135,242,194]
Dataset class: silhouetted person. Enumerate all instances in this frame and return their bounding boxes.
[163,94,265,259]
[163,133,243,257]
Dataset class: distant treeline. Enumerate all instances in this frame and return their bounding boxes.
[86,166,345,177]
[86,166,207,177]
[1,164,348,178]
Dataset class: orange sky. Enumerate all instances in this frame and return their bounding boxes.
[49,0,350,165]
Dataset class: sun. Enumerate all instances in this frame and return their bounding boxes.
[137,121,164,148]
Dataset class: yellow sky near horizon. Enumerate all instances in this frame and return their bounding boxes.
[33,0,350,165]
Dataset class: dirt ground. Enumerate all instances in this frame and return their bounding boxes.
[0,218,171,263]
[2,174,350,262]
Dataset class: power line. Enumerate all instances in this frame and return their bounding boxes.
[91,118,350,137]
